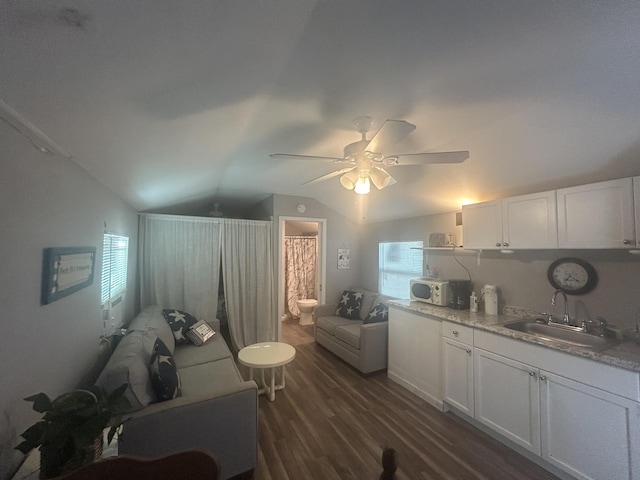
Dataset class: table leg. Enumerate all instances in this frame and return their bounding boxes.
[281,364,286,390]
[269,367,276,401]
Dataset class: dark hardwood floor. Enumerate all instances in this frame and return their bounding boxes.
[254,321,558,480]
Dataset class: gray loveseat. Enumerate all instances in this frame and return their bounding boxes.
[313,288,390,374]
[96,305,257,480]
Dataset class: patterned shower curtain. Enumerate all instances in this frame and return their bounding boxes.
[285,236,317,317]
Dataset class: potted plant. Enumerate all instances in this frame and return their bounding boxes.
[16,384,130,479]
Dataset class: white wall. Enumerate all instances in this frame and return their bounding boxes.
[361,211,640,330]
[0,125,138,479]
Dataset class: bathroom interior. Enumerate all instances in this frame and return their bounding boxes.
[282,220,320,344]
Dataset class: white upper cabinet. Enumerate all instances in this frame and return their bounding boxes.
[557,177,635,248]
[502,191,558,249]
[462,191,557,249]
[462,200,502,249]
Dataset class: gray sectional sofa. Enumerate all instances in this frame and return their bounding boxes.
[95,305,257,480]
[313,288,391,374]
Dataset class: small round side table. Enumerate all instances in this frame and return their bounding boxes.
[237,342,296,401]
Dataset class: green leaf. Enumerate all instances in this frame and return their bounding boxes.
[17,422,46,450]
[106,426,119,445]
[108,383,128,402]
[24,393,52,413]
[15,440,34,454]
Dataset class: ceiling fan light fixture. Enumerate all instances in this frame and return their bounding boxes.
[339,169,360,190]
[354,175,370,195]
[369,168,392,189]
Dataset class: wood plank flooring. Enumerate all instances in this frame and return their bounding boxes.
[254,322,558,480]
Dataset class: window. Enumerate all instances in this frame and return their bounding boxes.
[101,233,129,306]
[378,241,423,299]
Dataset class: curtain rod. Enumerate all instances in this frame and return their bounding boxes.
[138,213,272,226]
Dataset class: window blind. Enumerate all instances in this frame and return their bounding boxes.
[101,233,129,305]
[378,241,423,299]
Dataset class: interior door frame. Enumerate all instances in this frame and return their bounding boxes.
[277,216,327,340]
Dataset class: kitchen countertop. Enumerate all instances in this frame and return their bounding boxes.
[387,299,640,373]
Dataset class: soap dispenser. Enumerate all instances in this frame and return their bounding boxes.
[470,291,479,313]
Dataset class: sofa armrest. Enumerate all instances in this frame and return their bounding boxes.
[313,304,338,322]
[119,381,258,479]
[358,321,389,373]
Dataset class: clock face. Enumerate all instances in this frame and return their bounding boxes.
[547,258,597,295]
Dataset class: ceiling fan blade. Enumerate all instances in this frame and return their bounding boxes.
[365,120,416,155]
[303,167,356,185]
[393,151,470,165]
[270,153,350,163]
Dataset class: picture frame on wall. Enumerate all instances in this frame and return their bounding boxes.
[337,247,350,269]
[41,246,96,305]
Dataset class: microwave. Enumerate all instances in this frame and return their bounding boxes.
[410,279,450,306]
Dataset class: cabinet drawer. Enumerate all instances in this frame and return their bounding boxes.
[442,321,473,344]
[475,329,640,401]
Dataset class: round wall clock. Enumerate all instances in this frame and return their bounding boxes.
[547,257,598,295]
[296,203,306,214]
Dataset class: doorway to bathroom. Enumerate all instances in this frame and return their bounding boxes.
[277,217,326,344]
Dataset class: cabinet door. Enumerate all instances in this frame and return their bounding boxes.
[388,307,442,408]
[474,348,541,455]
[462,200,502,249]
[442,337,474,416]
[557,178,635,248]
[502,191,558,248]
[540,371,640,480]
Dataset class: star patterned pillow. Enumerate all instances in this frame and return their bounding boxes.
[149,338,179,402]
[162,309,198,345]
[335,290,363,320]
[363,303,389,324]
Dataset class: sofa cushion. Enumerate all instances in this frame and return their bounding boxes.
[162,309,199,345]
[172,334,232,369]
[334,324,361,349]
[316,315,363,336]
[351,288,382,321]
[128,305,176,354]
[150,338,180,401]
[95,329,157,411]
[363,303,389,324]
[178,358,242,397]
[335,290,363,320]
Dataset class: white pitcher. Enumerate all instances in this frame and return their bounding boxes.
[482,284,498,315]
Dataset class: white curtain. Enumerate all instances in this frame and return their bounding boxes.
[285,236,317,317]
[221,219,275,350]
[138,214,221,321]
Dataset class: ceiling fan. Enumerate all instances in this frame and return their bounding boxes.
[270,116,469,194]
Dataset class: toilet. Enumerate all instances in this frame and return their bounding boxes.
[297,299,318,326]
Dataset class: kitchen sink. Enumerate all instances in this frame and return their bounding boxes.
[502,319,616,349]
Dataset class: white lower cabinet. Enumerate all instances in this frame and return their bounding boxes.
[442,322,474,416]
[473,330,640,480]
[388,306,442,408]
[474,348,541,454]
[540,371,640,480]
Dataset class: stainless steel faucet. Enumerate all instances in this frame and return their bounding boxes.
[551,290,570,325]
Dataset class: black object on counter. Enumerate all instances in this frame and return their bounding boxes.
[449,279,472,310]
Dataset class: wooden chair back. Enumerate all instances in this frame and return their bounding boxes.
[53,449,220,480]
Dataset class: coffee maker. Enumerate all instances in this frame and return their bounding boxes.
[449,279,472,310]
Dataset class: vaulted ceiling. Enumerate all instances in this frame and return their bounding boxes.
[2,1,639,223]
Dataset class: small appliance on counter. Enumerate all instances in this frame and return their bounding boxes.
[410,279,450,306]
[449,279,472,310]
[482,284,499,315]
